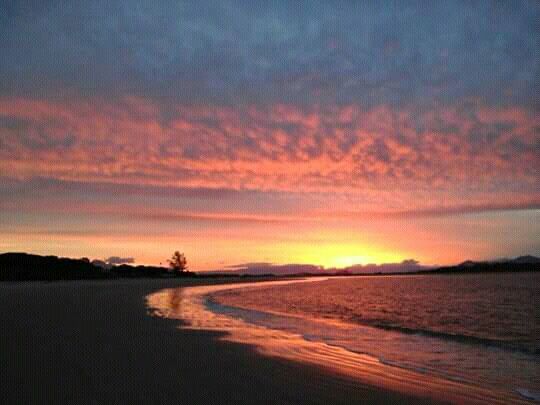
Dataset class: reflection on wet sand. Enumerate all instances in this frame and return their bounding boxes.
[147,279,529,405]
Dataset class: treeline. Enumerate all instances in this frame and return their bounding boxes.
[0,253,195,281]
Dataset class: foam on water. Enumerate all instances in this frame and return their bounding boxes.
[517,389,540,402]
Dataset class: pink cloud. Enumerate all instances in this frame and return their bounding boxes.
[0,97,538,212]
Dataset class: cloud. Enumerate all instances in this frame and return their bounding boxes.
[0,176,245,201]
[215,263,325,276]
[331,201,540,220]
[0,2,538,107]
[0,98,538,214]
[343,259,427,274]
[224,262,274,269]
[104,256,135,265]
[1,2,538,267]
[212,259,427,275]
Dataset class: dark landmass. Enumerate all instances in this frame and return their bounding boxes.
[0,253,196,281]
[421,256,540,275]
[0,252,538,281]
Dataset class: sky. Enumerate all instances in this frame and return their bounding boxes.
[1,1,539,270]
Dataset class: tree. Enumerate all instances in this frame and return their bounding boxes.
[168,251,188,275]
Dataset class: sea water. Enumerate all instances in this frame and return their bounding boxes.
[209,273,540,402]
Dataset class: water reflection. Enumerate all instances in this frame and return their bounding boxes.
[146,278,530,405]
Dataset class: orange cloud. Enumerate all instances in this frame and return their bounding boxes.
[1,97,538,213]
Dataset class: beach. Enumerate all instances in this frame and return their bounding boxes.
[0,278,442,404]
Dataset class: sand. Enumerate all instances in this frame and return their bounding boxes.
[0,278,443,404]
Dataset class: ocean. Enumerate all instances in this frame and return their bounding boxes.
[148,273,540,404]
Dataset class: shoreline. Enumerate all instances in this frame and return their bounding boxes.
[0,277,448,404]
[148,278,532,405]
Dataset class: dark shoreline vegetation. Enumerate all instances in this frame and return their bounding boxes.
[0,252,538,282]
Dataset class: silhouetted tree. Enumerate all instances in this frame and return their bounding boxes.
[168,251,188,275]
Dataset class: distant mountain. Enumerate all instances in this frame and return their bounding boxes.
[459,255,540,267]
[458,260,478,267]
[432,255,539,275]
[511,255,540,264]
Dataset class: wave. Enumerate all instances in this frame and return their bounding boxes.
[147,279,535,405]
[205,295,540,403]
[516,388,540,402]
[209,294,538,357]
[352,320,538,356]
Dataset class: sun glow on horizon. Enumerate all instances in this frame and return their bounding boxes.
[290,243,406,269]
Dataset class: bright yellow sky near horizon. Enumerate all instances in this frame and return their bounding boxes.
[2,207,537,271]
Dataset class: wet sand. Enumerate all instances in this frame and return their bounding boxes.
[0,278,443,404]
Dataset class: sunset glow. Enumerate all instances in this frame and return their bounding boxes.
[3,4,540,405]
[1,2,538,270]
